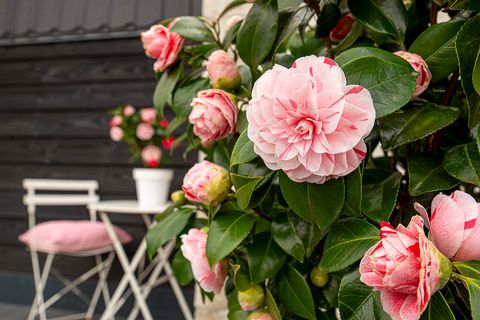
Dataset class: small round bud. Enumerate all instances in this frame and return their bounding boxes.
[310,266,329,287]
[206,50,241,90]
[247,310,273,320]
[238,284,265,311]
[171,190,186,205]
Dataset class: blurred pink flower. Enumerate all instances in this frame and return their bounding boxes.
[415,190,480,261]
[206,50,241,90]
[360,216,451,320]
[141,24,184,72]
[190,89,237,144]
[123,105,136,117]
[110,127,123,141]
[180,228,227,294]
[109,115,122,128]
[141,145,162,168]
[394,51,432,99]
[140,108,157,125]
[247,55,375,184]
[136,123,154,141]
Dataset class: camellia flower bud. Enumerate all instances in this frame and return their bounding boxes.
[238,284,265,311]
[394,51,432,100]
[310,266,329,287]
[206,50,241,90]
[247,310,273,320]
[109,115,122,128]
[329,15,355,42]
[171,190,186,205]
[182,160,232,206]
[141,145,162,168]
[123,104,136,117]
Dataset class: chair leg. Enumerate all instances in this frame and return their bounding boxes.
[28,251,54,320]
[86,252,115,319]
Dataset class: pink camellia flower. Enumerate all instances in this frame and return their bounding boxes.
[140,108,157,125]
[123,105,136,117]
[182,160,232,206]
[162,137,175,149]
[414,190,480,261]
[141,145,162,168]
[360,216,451,320]
[189,89,238,145]
[206,50,241,90]
[180,228,228,294]
[109,115,122,128]
[136,123,154,141]
[141,24,184,72]
[394,51,432,99]
[329,15,355,42]
[109,127,123,142]
[247,55,375,184]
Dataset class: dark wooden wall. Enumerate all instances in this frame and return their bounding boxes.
[0,9,200,280]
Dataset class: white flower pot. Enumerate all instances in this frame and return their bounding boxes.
[133,168,174,209]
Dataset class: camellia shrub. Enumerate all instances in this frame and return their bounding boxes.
[141,0,480,319]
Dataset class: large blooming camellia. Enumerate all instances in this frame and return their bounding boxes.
[247,56,375,184]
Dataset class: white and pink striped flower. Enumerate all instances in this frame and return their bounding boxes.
[247,55,375,184]
[415,190,480,261]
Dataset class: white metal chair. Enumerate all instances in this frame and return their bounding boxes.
[20,179,131,320]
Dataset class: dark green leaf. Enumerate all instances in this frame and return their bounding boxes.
[408,153,459,196]
[339,270,375,320]
[265,288,282,320]
[315,3,340,38]
[230,129,258,167]
[341,167,363,217]
[362,172,402,223]
[449,0,480,10]
[237,0,279,68]
[169,16,216,42]
[444,142,480,186]
[378,103,460,150]
[474,50,480,95]
[277,265,316,320]
[409,20,466,83]
[455,263,480,320]
[336,47,416,118]
[146,208,193,259]
[247,233,287,283]
[272,211,305,262]
[231,173,263,209]
[348,0,407,42]
[172,250,194,286]
[206,211,256,266]
[291,212,323,257]
[232,261,251,291]
[172,78,210,120]
[454,260,480,280]
[279,172,344,229]
[319,218,379,272]
[153,63,183,118]
[271,6,310,60]
[420,292,455,320]
[456,14,480,128]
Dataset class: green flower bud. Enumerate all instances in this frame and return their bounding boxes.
[171,190,186,205]
[238,284,265,311]
[310,266,329,287]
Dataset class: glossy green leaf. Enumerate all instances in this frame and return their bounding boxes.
[206,211,256,266]
[290,211,323,257]
[456,14,480,128]
[449,0,480,10]
[169,16,216,42]
[272,211,305,262]
[277,265,316,320]
[231,173,263,209]
[232,261,251,291]
[336,47,416,118]
[270,6,310,59]
[319,218,379,272]
[474,49,480,95]
[454,260,480,280]
[172,250,194,286]
[339,270,375,320]
[230,129,258,167]
[341,167,363,217]
[362,172,402,223]
[455,262,480,320]
[409,20,466,83]
[408,153,459,196]
[146,208,193,259]
[172,78,210,120]
[265,288,282,320]
[247,233,286,283]
[237,0,278,68]
[348,0,407,42]
[444,142,480,186]
[153,63,183,118]
[279,172,344,229]
[378,103,460,150]
[421,292,455,320]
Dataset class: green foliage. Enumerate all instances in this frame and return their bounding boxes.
[153,63,183,118]
[420,292,455,320]
[271,211,306,262]
[444,142,480,186]
[230,129,258,167]
[247,233,286,283]
[173,78,210,121]
[172,250,194,286]
[169,16,216,42]
[338,271,377,320]
[362,172,402,223]
[454,261,480,320]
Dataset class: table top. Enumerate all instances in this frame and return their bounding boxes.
[89,200,170,215]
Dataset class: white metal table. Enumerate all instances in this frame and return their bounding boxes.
[89,200,193,320]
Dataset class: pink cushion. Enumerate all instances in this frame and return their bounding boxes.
[19,220,132,253]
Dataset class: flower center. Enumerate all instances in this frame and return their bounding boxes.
[293,119,317,140]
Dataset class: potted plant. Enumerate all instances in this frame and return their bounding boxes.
[109,104,176,208]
